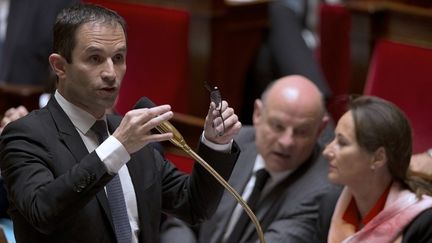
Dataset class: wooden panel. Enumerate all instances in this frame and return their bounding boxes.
[128,0,270,117]
[347,0,432,94]
[0,84,44,115]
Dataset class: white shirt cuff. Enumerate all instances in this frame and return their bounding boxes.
[201,132,232,152]
[95,135,130,174]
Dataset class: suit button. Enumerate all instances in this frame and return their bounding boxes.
[75,178,87,190]
[73,185,82,193]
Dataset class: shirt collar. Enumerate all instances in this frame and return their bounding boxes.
[54,90,106,135]
[342,183,391,230]
[254,154,293,184]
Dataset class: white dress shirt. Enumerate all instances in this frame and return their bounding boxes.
[55,91,139,243]
[223,155,292,242]
[55,90,233,243]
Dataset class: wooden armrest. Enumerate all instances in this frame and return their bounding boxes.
[0,83,45,96]
[0,83,45,114]
[159,111,205,158]
[161,112,205,172]
[169,111,205,146]
[346,0,432,17]
[172,112,205,128]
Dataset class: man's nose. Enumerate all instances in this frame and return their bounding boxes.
[101,58,116,81]
[278,128,293,147]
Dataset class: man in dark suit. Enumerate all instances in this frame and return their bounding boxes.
[241,0,332,124]
[0,0,78,87]
[160,75,339,243]
[0,4,242,243]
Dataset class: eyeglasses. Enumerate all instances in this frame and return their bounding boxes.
[204,81,225,136]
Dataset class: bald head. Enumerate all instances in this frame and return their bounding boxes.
[261,75,326,119]
[253,75,328,172]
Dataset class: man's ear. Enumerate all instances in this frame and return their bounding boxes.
[252,99,264,125]
[48,53,67,80]
[317,114,330,136]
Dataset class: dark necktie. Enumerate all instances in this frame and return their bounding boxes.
[226,168,270,243]
[91,120,132,243]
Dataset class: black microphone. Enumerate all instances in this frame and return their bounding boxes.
[133,97,187,148]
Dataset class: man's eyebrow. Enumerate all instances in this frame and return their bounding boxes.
[83,46,103,54]
[83,45,127,53]
[116,46,127,53]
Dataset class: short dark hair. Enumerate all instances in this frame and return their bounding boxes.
[349,96,412,184]
[53,3,126,63]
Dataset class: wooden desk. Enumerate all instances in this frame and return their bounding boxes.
[128,0,270,117]
[346,0,432,94]
[0,84,44,115]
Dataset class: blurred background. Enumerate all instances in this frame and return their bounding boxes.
[1,0,431,154]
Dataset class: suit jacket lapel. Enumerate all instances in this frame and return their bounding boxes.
[47,97,89,162]
[242,145,320,242]
[48,98,114,227]
[211,140,257,242]
[230,142,257,195]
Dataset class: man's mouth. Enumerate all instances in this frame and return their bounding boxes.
[272,151,291,159]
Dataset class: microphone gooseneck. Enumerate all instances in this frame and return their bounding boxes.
[133,97,186,148]
[134,97,266,243]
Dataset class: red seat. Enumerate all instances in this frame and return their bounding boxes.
[84,0,190,115]
[83,0,194,172]
[364,39,432,153]
[165,152,194,174]
[317,3,351,121]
